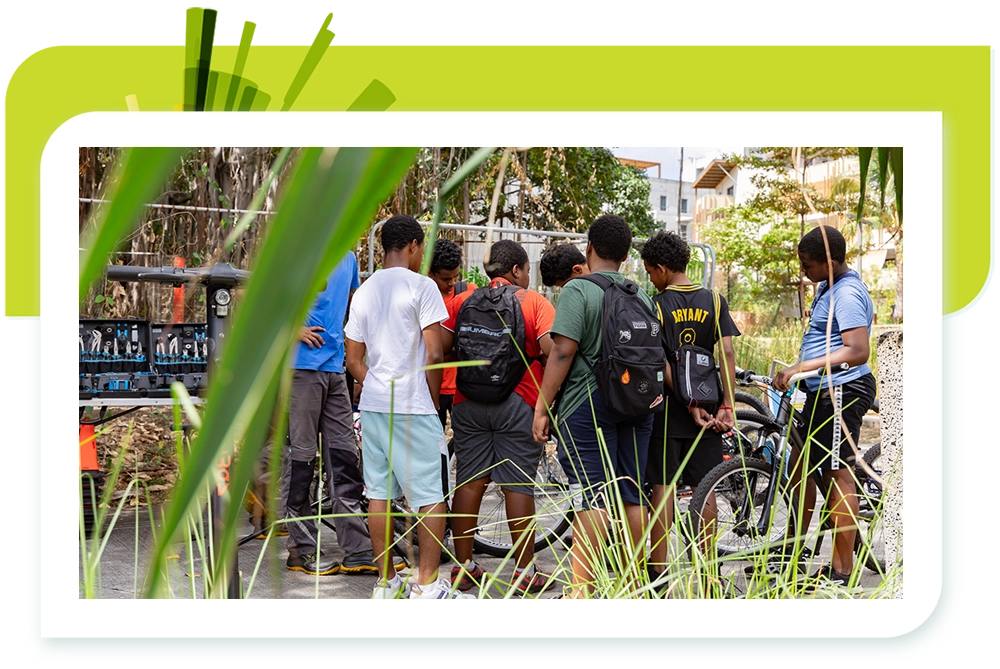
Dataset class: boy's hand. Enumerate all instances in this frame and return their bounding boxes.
[688,406,713,428]
[713,407,735,432]
[298,326,325,349]
[532,410,550,443]
[771,364,800,392]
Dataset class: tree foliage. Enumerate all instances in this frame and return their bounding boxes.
[381,147,655,236]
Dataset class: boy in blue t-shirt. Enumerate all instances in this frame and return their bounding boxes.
[769,226,877,587]
[282,252,378,576]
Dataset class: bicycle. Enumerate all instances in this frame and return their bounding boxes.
[687,364,885,574]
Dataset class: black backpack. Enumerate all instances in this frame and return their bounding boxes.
[453,283,528,404]
[578,274,667,416]
[668,290,722,408]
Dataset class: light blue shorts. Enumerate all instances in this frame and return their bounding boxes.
[360,411,448,508]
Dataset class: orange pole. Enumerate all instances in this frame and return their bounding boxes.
[172,256,185,322]
[80,424,99,471]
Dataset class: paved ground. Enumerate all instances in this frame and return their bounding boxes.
[81,447,890,600]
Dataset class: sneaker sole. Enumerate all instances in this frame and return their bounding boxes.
[286,564,341,576]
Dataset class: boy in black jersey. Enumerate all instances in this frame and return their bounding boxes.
[640,231,740,582]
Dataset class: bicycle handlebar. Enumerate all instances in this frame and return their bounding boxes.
[105,264,252,287]
[736,362,850,388]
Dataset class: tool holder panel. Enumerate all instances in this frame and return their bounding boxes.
[79,319,153,375]
[150,322,209,376]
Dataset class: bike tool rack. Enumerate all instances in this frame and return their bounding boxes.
[105,263,250,598]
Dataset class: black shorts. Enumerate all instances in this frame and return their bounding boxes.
[793,373,877,472]
[645,412,723,488]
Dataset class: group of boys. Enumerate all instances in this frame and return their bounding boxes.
[275,212,876,599]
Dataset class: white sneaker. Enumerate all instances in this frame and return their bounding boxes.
[371,574,411,599]
[409,577,476,599]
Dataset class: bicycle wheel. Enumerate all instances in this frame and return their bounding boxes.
[733,390,772,417]
[468,440,575,558]
[854,443,886,573]
[688,456,792,556]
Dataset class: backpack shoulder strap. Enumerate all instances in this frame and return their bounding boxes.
[455,280,467,295]
[578,273,614,292]
[712,289,721,340]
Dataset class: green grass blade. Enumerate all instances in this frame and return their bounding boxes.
[79,147,188,301]
[142,147,417,597]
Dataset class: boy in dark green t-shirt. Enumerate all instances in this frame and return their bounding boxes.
[532,215,657,598]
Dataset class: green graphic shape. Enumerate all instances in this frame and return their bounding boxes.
[3,46,992,316]
[225,21,256,111]
[281,13,335,111]
[346,79,396,111]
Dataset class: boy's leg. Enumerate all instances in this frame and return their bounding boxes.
[648,484,675,570]
[449,400,493,565]
[358,411,404,580]
[284,369,324,561]
[386,413,450,586]
[318,371,373,557]
[450,476,490,565]
[568,508,610,598]
[646,412,671,570]
[367,498,396,580]
[416,501,449,586]
[556,396,618,597]
[817,374,876,576]
[615,417,653,591]
[824,468,859,575]
[490,394,546,570]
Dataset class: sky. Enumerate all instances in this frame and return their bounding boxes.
[611,146,743,181]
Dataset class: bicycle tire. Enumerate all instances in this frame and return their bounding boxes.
[466,441,575,558]
[733,390,772,417]
[854,443,886,573]
[688,456,792,557]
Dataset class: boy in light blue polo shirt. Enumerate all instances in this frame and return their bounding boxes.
[769,226,877,587]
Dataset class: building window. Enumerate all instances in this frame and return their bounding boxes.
[680,198,688,214]
[659,195,667,211]
[726,186,734,196]
[680,224,688,241]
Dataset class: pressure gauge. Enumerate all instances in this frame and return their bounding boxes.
[214,289,232,306]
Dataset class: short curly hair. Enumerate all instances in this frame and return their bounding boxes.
[799,225,846,264]
[484,240,528,279]
[640,231,689,273]
[430,238,462,273]
[381,215,424,252]
[539,244,586,287]
[588,214,633,262]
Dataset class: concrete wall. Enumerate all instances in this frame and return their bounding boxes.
[876,329,904,598]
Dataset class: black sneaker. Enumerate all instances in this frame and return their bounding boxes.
[339,550,407,575]
[803,564,850,593]
[286,552,340,575]
[647,565,670,597]
[744,545,812,578]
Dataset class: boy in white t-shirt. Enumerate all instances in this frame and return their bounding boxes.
[345,215,473,600]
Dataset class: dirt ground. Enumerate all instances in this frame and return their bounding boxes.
[86,407,180,505]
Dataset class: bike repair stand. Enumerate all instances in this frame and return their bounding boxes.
[203,263,244,599]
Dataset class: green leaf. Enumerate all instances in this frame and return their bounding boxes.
[857,147,873,224]
[890,147,903,225]
[876,148,890,211]
[94,295,105,304]
[80,148,188,302]
[142,147,418,597]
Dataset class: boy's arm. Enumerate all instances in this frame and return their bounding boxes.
[422,322,444,410]
[532,333,578,442]
[772,326,870,391]
[714,335,737,431]
[345,338,368,386]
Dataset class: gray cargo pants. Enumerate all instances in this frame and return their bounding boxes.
[282,369,372,557]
